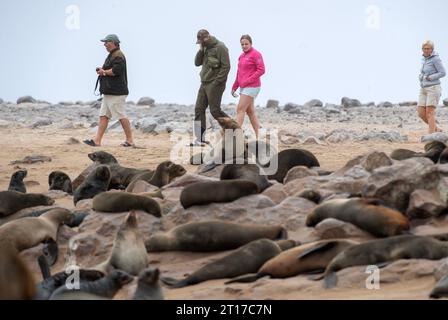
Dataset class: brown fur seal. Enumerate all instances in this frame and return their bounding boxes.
[226,239,358,284]
[0,191,55,217]
[133,267,164,300]
[95,211,148,276]
[266,149,320,183]
[162,239,296,288]
[424,140,446,163]
[430,274,448,299]
[8,169,27,193]
[0,244,35,299]
[108,164,151,190]
[73,165,111,205]
[438,147,448,164]
[180,180,258,209]
[319,235,448,288]
[125,161,186,191]
[390,149,423,161]
[49,269,133,300]
[72,151,118,191]
[0,208,72,253]
[296,189,322,204]
[145,220,288,252]
[220,164,272,192]
[48,171,73,194]
[92,191,161,217]
[306,198,410,237]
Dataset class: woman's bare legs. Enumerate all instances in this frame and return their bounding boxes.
[236,94,252,128]
[246,99,260,139]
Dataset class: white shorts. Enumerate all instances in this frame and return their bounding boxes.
[99,95,127,120]
[419,85,441,107]
[240,87,261,99]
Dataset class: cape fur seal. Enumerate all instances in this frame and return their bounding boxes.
[133,267,164,300]
[8,169,27,193]
[48,171,73,194]
[180,180,259,209]
[226,239,358,284]
[220,164,272,192]
[438,147,448,164]
[92,191,161,217]
[95,211,148,276]
[266,149,320,183]
[72,151,118,191]
[318,235,448,288]
[125,161,186,191]
[73,165,111,205]
[145,220,288,252]
[306,198,410,237]
[162,239,296,288]
[390,141,446,163]
[0,191,55,217]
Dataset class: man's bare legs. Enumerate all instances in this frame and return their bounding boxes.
[93,116,109,146]
[425,106,441,133]
[120,118,134,145]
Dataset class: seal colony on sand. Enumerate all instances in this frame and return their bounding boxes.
[145,220,288,252]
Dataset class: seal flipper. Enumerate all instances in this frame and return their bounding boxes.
[224,273,269,284]
[43,239,59,266]
[297,241,337,260]
[65,212,88,228]
[323,271,338,289]
[37,255,51,280]
[160,277,189,288]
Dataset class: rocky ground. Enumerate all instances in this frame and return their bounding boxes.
[2,95,448,300]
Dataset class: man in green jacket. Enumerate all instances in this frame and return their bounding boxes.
[192,29,231,146]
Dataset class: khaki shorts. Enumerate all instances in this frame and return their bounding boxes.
[419,85,442,107]
[99,95,127,120]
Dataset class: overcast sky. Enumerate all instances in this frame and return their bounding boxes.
[0,0,447,106]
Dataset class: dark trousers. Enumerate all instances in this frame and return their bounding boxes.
[194,82,229,141]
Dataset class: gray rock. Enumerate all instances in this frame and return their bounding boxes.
[17,95,36,104]
[66,137,80,145]
[30,119,53,128]
[266,99,279,109]
[406,189,446,219]
[377,101,394,108]
[304,99,323,108]
[0,98,3,104]
[421,133,448,143]
[364,102,376,107]
[283,103,300,111]
[339,151,393,173]
[341,97,362,108]
[434,258,448,281]
[137,97,155,106]
[136,117,158,133]
[288,108,303,114]
[323,104,341,114]
[399,101,418,107]
[59,101,75,106]
[362,157,440,212]
[302,136,326,145]
[359,131,407,143]
[91,101,102,109]
[261,183,288,204]
[326,129,357,143]
[284,166,318,184]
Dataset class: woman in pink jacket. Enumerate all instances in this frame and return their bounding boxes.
[231,35,265,138]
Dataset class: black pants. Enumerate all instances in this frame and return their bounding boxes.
[194,82,229,141]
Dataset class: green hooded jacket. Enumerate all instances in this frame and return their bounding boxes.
[194,36,230,84]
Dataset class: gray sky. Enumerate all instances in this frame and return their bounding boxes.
[0,0,447,106]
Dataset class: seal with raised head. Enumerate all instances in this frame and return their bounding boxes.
[145,220,288,252]
[95,211,149,276]
[220,164,272,192]
[0,191,55,217]
[49,269,133,300]
[162,239,296,288]
[73,165,111,205]
[306,198,410,238]
[133,267,164,300]
[72,151,118,191]
[226,239,358,284]
[266,149,320,183]
[92,191,161,217]
[125,161,184,191]
[318,235,448,288]
[48,171,73,194]
[8,169,27,193]
[424,140,447,163]
[180,180,258,209]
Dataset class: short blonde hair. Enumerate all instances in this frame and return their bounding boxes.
[422,40,435,49]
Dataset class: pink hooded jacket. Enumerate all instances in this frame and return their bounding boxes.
[232,48,265,91]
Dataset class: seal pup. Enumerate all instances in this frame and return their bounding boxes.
[0,191,54,217]
[49,269,133,300]
[92,191,161,217]
[48,171,73,194]
[180,180,258,209]
[125,161,175,191]
[133,267,164,300]
[72,151,118,191]
[73,165,111,205]
[423,140,446,163]
[145,220,288,252]
[390,149,423,161]
[266,149,320,183]
[95,211,149,276]
[8,169,27,193]
[226,239,358,284]
[306,198,410,238]
[220,164,272,192]
[318,235,448,288]
[162,239,296,288]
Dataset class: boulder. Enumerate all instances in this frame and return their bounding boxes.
[137,97,155,106]
[406,189,446,219]
[266,100,279,109]
[341,97,362,108]
[17,95,36,104]
[304,99,323,108]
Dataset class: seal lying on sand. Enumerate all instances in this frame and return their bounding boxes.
[92,191,161,217]
[0,191,54,217]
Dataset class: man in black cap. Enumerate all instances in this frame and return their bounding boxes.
[192,29,231,146]
[84,34,134,147]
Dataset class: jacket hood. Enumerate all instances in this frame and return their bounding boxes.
[204,36,219,48]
